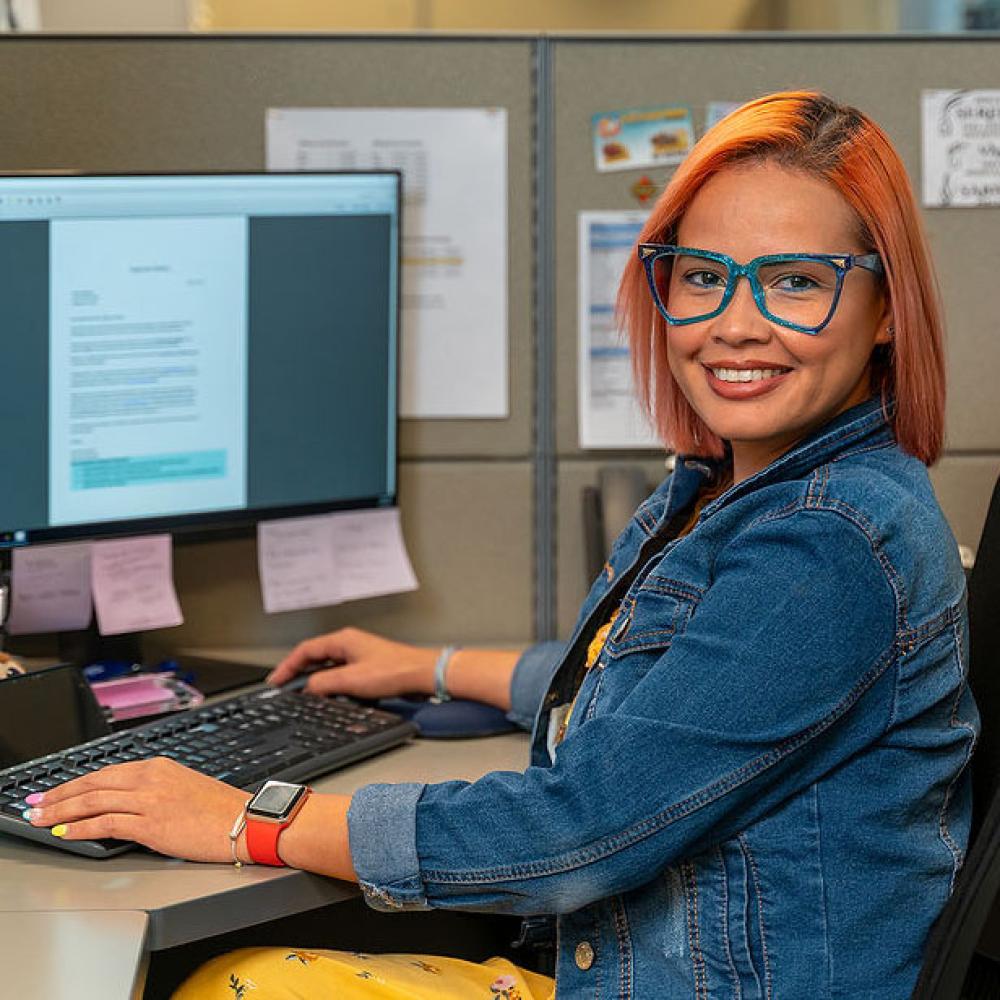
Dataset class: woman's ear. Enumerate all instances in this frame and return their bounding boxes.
[873,295,894,346]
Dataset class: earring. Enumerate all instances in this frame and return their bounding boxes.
[886,324,895,338]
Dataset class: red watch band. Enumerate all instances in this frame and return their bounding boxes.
[245,815,288,866]
[245,787,311,866]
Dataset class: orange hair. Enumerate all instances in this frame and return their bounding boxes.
[617,91,946,465]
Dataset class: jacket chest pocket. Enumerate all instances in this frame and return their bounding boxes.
[604,576,701,659]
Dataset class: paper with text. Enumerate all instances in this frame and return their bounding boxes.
[266,107,508,418]
[922,90,1000,207]
[257,507,418,613]
[6,541,93,635]
[258,514,342,614]
[91,534,184,636]
[578,211,659,449]
[327,507,418,603]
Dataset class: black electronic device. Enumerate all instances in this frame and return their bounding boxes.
[0,169,402,666]
[0,664,416,858]
[0,170,401,550]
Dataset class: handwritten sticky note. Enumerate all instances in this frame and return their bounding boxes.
[90,534,184,636]
[328,507,418,603]
[257,514,341,614]
[6,541,93,635]
[257,507,418,614]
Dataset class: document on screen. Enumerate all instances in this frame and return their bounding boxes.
[48,216,248,527]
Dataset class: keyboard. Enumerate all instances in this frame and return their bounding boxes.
[0,683,417,858]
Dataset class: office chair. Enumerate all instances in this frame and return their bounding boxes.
[581,465,653,585]
[912,472,1000,999]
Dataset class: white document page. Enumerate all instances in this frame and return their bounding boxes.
[6,541,93,636]
[48,216,248,526]
[578,212,659,449]
[257,507,418,614]
[90,534,184,636]
[257,514,342,614]
[267,107,508,418]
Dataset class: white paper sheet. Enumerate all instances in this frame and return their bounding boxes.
[257,507,418,614]
[578,211,659,450]
[6,541,93,635]
[922,90,1000,207]
[90,534,184,636]
[266,107,508,418]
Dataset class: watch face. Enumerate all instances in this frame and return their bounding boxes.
[248,781,307,820]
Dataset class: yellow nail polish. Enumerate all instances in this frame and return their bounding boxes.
[51,824,68,838]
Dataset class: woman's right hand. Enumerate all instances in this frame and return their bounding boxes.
[266,627,438,700]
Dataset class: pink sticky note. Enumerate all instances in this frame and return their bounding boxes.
[90,534,183,636]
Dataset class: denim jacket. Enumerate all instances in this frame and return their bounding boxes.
[349,397,977,999]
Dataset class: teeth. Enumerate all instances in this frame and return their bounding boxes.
[711,367,786,383]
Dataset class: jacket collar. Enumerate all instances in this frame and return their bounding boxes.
[666,395,896,528]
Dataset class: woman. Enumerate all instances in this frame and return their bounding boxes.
[26,91,976,999]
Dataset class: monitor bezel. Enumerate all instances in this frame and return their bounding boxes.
[0,168,402,550]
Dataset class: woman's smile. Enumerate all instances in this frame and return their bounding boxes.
[702,361,793,399]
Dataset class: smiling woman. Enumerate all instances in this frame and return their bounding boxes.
[27,92,975,1000]
[619,90,946,471]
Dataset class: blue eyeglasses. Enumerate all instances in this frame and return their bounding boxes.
[638,243,884,335]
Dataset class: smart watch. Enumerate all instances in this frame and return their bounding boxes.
[244,780,311,866]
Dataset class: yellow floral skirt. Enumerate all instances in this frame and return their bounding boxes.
[172,947,556,999]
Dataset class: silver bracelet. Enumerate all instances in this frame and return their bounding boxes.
[229,805,252,869]
[432,645,460,703]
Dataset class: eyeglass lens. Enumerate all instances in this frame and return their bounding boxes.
[652,251,841,330]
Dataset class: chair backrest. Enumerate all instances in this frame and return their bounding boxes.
[969,474,1000,835]
[912,473,1000,999]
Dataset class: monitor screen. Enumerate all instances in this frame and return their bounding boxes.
[0,171,400,548]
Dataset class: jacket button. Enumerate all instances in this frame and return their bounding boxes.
[575,941,595,970]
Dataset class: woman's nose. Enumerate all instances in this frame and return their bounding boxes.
[711,276,773,344]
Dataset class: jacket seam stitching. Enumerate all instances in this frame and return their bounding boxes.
[611,894,633,1000]
[716,845,742,1000]
[682,860,709,1000]
[939,609,977,892]
[738,834,773,1000]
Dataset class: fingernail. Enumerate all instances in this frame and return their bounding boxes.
[25,792,44,806]
[51,824,68,838]
[22,808,42,823]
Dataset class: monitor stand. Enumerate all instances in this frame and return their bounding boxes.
[57,619,144,673]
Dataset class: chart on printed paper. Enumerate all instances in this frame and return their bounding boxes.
[578,211,659,450]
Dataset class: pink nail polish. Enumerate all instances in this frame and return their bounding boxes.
[25,792,44,806]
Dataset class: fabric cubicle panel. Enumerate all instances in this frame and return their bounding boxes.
[551,36,1000,637]
[0,35,537,648]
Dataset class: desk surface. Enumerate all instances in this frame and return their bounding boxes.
[0,911,150,1000]
[0,649,531,999]
[0,731,530,949]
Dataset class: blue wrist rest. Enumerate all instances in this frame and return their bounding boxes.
[377,696,517,739]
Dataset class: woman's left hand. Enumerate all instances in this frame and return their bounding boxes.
[26,757,250,863]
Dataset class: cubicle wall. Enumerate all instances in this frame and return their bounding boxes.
[549,35,1000,636]
[0,35,538,649]
[1,34,997,652]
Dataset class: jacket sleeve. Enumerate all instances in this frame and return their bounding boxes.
[348,507,898,915]
[507,640,566,731]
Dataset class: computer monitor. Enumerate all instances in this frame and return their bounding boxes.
[0,171,400,549]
